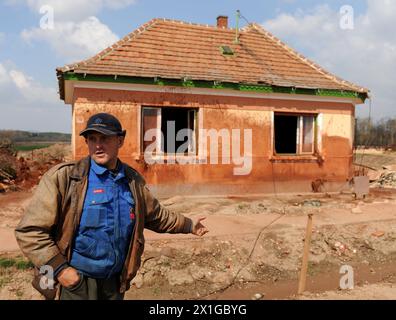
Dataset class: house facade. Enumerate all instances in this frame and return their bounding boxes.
[57,16,369,197]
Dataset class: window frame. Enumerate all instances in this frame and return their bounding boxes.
[273,112,317,157]
[141,106,199,157]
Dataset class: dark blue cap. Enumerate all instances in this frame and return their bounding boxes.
[79,113,126,137]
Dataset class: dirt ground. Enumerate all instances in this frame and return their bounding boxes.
[1,148,396,300]
[1,188,396,300]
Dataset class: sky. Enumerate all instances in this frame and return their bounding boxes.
[0,0,394,133]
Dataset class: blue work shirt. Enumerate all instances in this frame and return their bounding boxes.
[70,159,135,278]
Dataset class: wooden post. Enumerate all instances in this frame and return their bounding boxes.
[298,214,314,295]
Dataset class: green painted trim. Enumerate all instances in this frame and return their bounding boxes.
[63,72,367,101]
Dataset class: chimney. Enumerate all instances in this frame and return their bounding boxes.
[217,15,228,29]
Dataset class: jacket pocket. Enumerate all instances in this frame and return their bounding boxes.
[74,234,96,256]
[84,207,106,228]
[83,192,112,228]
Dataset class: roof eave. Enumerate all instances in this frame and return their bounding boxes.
[58,71,368,104]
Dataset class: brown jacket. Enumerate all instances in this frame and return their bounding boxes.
[15,156,192,298]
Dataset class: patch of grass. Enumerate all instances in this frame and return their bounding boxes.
[0,257,34,270]
[0,258,15,268]
[15,260,34,270]
[14,144,50,152]
[152,287,161,296]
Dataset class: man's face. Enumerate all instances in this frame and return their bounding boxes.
[85,132,124,169]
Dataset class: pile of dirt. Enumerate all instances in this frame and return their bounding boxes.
[0,144,71,192]
[14,158,62,190]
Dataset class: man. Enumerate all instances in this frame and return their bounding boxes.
[15,113,208,300]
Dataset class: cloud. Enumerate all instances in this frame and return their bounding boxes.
[6,0,137,22]
[263,0,396,120]
[0,63,9,85]
[0,62,57,103]
[21,16,119,62]
[0,62,69,132]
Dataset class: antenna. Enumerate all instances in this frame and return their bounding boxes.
[234,10,240,44]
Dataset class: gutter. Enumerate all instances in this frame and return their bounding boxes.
[57,71,369,103]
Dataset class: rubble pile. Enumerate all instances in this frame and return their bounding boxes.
[0,142,69,193]
[0,140,18,192]
[371,171,396,188]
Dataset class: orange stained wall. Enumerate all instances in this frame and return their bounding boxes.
[71,87,355,195]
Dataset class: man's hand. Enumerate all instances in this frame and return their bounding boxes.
[191,217,209,237]
[57,266,81,288]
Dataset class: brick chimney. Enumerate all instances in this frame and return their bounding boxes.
[217,15,228,29]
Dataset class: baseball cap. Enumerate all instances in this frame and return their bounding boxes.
[79,113,126,137]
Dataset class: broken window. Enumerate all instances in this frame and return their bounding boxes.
[142,107,197,154]
[274,114,316,155]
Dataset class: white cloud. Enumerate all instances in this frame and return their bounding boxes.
[0,62,58,103]
[7,0,137,22]
[21,16,119,62]
[0,63,9,85]
[263,0,396,120]
[9,70,31,89]
[0,62,70,132]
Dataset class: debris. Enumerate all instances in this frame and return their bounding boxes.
[362,240,375,250]
[251,293,264,300]
[371,231,385,238]
[371,171,396,188]
[302,200,322,207]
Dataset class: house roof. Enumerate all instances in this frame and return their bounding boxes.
[57,18,369,101]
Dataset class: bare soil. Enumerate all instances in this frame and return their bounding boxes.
[2,188,396,300]
[1,149,396,300]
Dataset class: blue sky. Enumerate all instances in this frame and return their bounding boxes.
[0,0,394,133]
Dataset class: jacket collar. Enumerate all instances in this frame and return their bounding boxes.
[90,158,107,175]
[70,156,141,184]
[70,156,91,181]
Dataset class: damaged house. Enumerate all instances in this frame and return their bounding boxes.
[56,16,369,197]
